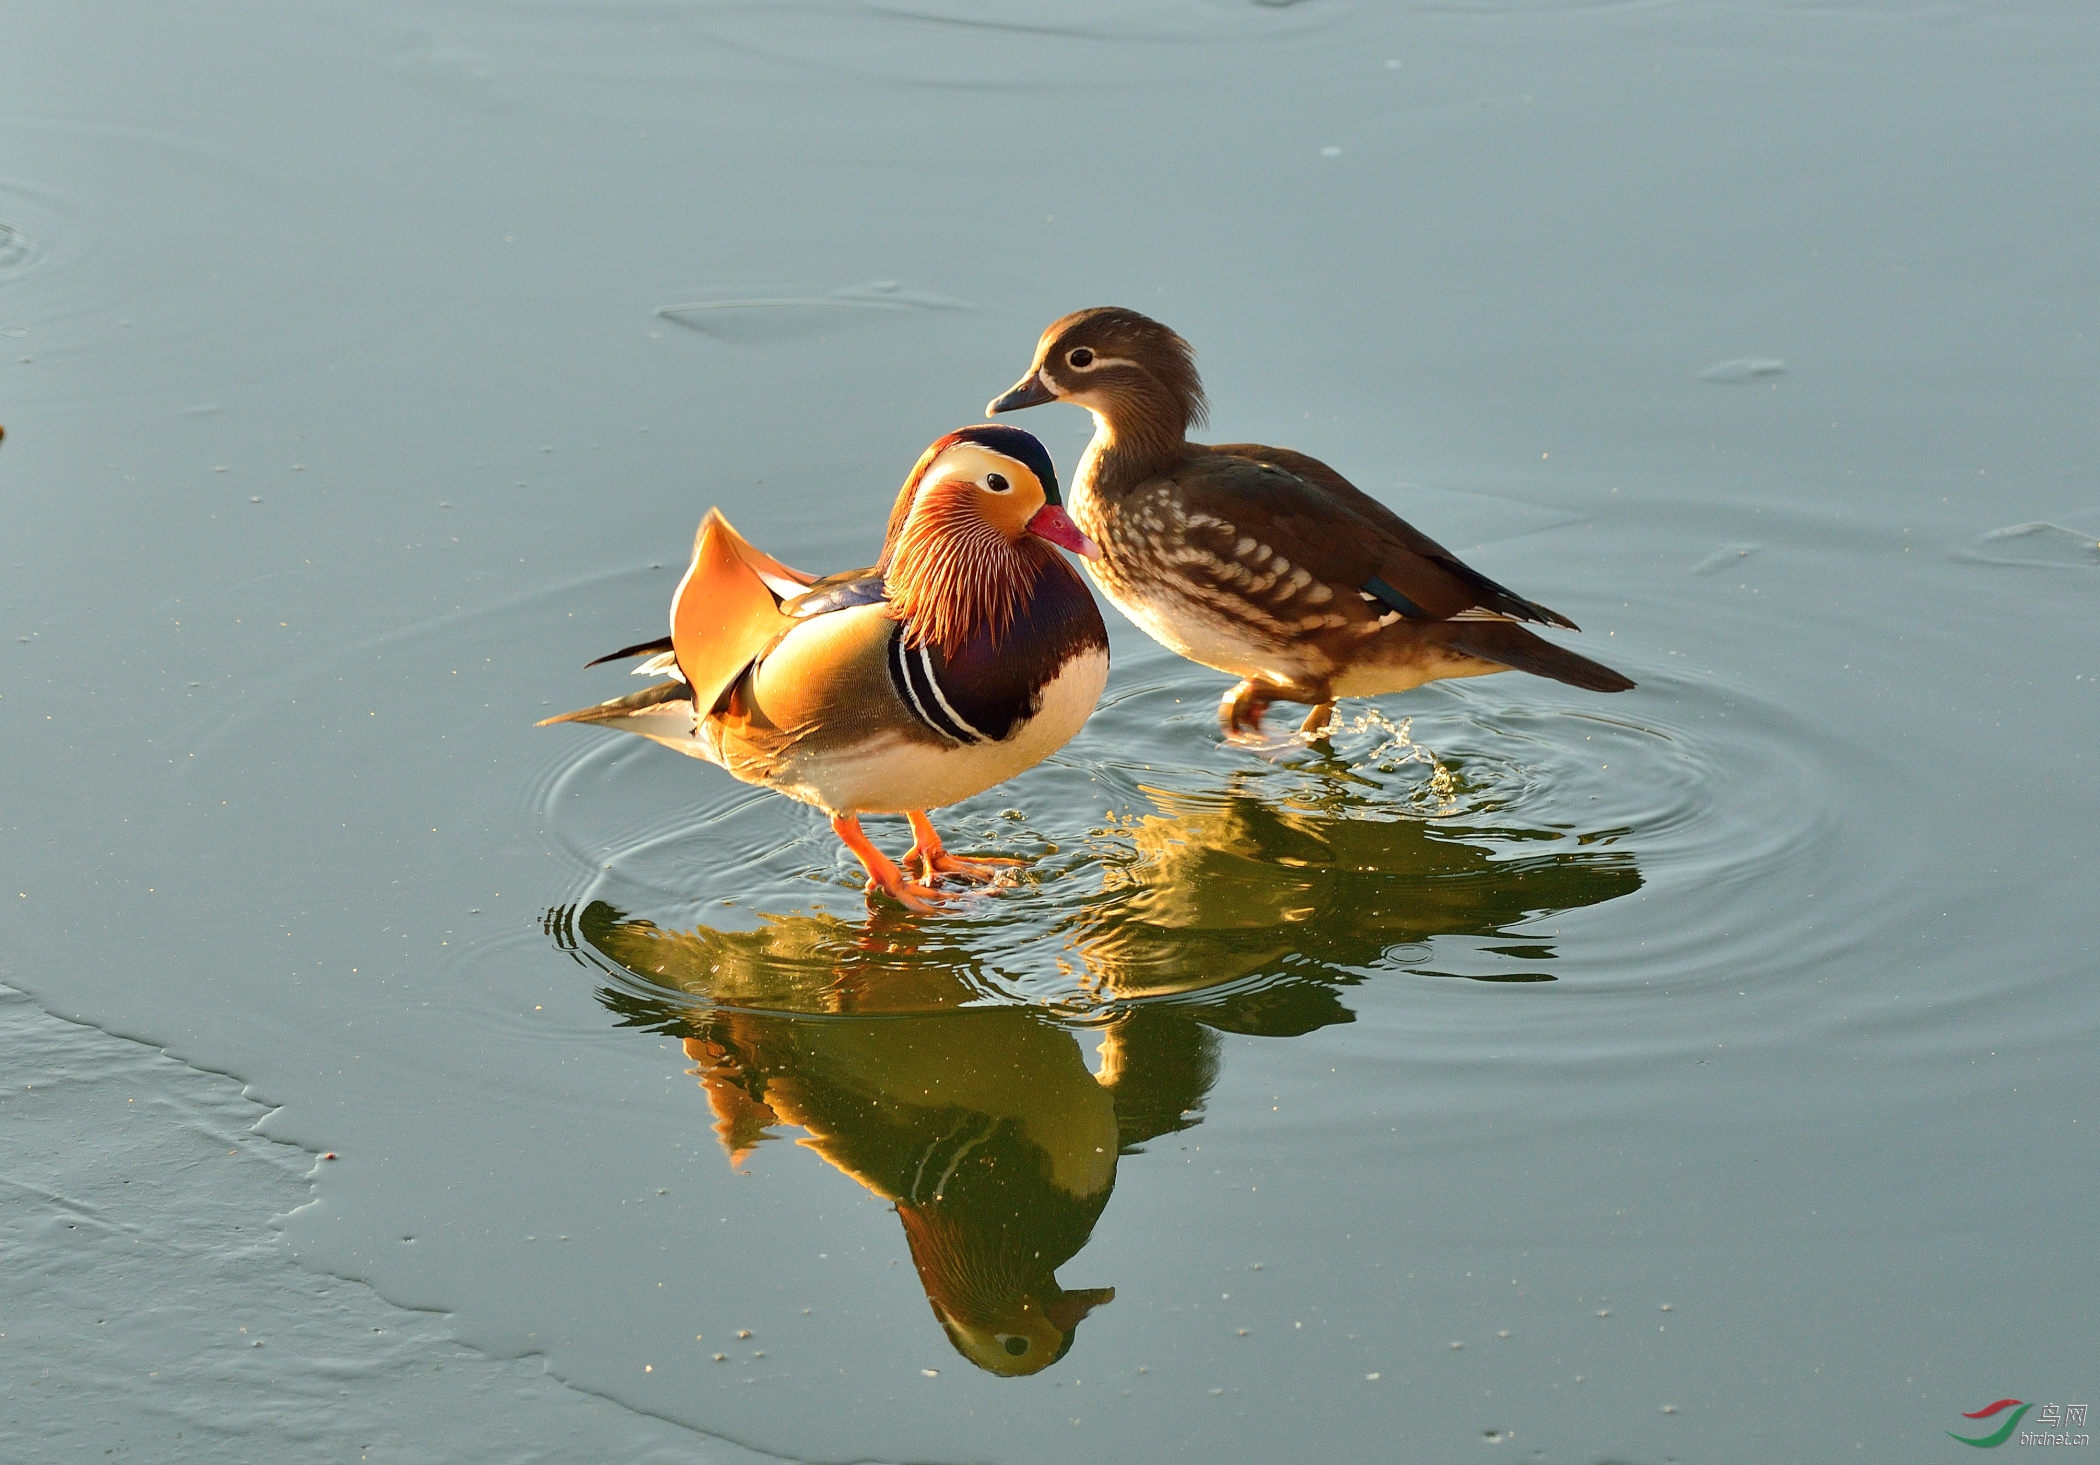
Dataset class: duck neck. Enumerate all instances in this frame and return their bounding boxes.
[1073,393,1188,512]
[885,508,1050,658]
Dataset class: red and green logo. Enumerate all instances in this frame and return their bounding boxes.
[1949,1400,2031,1448]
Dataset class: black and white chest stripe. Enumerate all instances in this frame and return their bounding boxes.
[886,626,997,745]
[903,1113,1004,1205]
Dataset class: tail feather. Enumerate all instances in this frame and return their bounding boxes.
[584,634,673,669]
[536,678,690,726]
[1437,620,1635,693]
[536,679,717,761]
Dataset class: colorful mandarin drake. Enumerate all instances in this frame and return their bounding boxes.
[987,308,1633,738]
[540,425,1108,911]
[573,902,1123,1375]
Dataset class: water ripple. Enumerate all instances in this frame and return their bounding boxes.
[533,631,1840,1041]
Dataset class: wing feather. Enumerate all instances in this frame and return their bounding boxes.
[671,510,797,717]
[1201,445,1577,628]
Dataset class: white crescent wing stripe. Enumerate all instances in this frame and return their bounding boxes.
[916,646,992,743]
[887,631,945,737]
[928,1120,996,1201]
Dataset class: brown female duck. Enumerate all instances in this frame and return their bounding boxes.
[988,308,1632,737]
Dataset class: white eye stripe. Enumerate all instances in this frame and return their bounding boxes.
[1043,353,1140,396]
[1064,353,1138,372]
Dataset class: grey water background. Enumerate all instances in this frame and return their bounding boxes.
[3,1,2095,1460]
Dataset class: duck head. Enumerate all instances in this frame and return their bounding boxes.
[987,307,1208,450]
[880,424,1098,655]
[880,424,1093,557]
[899,1201,1115,1377]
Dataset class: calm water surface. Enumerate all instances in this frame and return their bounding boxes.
[3,3,2095,1461]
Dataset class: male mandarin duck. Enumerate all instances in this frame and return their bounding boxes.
[570,903,1124,1375]
[986,308,1633,738]
[566,900,1277,1375]
[683,1005,1119,1376]
[539,425,1108,911]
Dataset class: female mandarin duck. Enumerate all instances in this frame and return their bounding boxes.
[540,425,1108,911]
[986,308,1633,738]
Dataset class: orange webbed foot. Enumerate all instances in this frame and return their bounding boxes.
[1219,679,1273,742]
[863,871,951,914]
[1298,700,1337,740]
[922,852,1024,885]
[1223,679,1301,751]
[903,811,1023,888]
[1221,681,1334,758]
[831,814,952,913]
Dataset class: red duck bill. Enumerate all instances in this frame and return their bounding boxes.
[1025,504,1100,559]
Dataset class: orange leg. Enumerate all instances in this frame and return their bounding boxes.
[831,814,947,913]
[903,810,1024,886]
[1219,679,1274,739]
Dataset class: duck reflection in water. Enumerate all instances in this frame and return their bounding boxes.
[563,905,1211,1376]
[553,770,1640,1374]
[1072,769,1643,996]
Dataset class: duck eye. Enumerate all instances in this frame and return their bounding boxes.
[1066,347,1095,369]
[1000,1335,1030,1356]
[985,472,1011,493]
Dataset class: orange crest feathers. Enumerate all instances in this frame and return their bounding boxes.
[883,480,1043,658]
